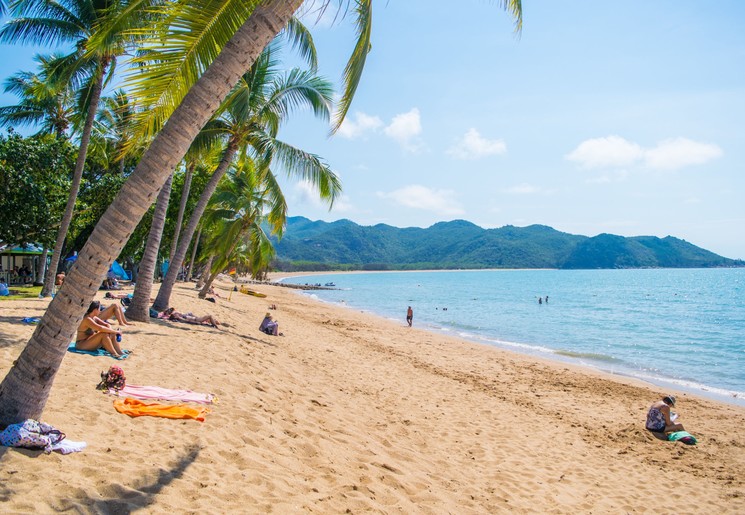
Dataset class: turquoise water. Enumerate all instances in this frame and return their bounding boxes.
[282,269,745,406]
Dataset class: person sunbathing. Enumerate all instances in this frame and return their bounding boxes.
[75,301,126,358]
[163,307,221,328]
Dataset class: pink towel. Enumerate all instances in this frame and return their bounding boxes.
[108,384,216,404]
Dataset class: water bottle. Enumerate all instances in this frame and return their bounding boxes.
[116,332,122,343]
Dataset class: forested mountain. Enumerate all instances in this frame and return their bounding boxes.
[272,217,742,271]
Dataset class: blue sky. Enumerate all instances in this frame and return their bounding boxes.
[2,1,744,259]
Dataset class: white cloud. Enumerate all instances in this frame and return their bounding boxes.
[378,184,464,215]
[567,135,723,171]
[337,111,383,139]
[293,180,347,211]
[565,136,643,169]
[383,108,423,151]
[503,183,539,194]
[643,137,723,170]
[447,128,507,160]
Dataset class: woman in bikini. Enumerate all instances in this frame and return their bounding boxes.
[76,301,126,358]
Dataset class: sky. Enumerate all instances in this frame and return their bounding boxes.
[1,1,744,259]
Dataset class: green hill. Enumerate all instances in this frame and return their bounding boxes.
[271,217,743,271]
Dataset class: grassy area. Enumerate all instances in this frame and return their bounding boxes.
[0,284,43,300]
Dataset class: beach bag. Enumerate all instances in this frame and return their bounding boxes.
[0,419,66,453]
[149,307,159,318]
[97,365,126,391]
[120,297,131,307]
[668,431,697,445]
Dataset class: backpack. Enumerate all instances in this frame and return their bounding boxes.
[0,419,66,453]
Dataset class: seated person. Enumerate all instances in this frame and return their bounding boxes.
[259,313,279,336]
[163,307,221,328]
[75,301,126,358]
[105,291,154,302]
[646,395,684,433]
[55,272,65,286]
[96,301,131,325]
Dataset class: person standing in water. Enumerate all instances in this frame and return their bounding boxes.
[406,306,413,327]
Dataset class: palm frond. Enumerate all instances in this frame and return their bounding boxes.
[330,0,372,134]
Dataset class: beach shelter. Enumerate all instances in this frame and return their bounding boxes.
[0,242,45,284]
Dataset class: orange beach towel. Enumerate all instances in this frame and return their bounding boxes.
[113,397,209,422]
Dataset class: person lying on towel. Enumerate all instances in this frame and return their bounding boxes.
[163,307,221,329]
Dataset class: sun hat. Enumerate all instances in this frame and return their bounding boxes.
[663,395,676,407]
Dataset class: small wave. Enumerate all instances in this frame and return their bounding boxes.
[555,350,621,362]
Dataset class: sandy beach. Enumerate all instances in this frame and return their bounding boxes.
[1,277,744,514]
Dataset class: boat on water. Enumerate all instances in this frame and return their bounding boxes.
[324,282,336,287]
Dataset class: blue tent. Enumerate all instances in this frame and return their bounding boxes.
[110,260,130,280]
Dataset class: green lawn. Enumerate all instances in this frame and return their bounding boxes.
[0,284,43,300]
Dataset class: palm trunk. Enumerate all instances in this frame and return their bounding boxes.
[199,233,243,298]
[0,1,300,426]
[187,226,202,281]
[40,66,105,297]
[170,161,194,263]
[38,247,48,285]
[127,173,174,322]
[152,139,239,311]
[196,254,214,290]
[198,266,223,299]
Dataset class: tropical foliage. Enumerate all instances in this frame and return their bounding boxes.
[0,130,75,247]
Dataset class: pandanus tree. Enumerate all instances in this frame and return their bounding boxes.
[151,42,340,311]
[197,154,286,299]
[0,0,157,298]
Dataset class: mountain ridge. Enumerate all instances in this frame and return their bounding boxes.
[272,217,743,271]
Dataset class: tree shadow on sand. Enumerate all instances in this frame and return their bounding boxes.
[56,444,202,513]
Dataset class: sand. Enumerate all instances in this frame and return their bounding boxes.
[1,277,744,514]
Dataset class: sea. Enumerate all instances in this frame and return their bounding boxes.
[280,268,745,407]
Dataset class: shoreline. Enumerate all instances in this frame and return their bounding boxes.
[1,280,744,512]
[272,271,745,409]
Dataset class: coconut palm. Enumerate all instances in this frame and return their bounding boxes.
[0,53,75,137]
[198,154,285,298]
[0,0,520,427]
[0,0,156,298]
[151,42,339,311]
[88,89,140,175]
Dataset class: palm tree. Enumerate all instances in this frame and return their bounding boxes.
[125,172,173,321]
[88,90,140,175]
[0,0,154,298]
[151,42,340,311]
[0,0,520,427]
[0,53,75,137]
[198,154,285,298]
